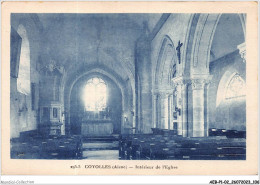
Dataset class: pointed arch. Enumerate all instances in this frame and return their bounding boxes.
[63,65,134,135]
[185,14,221,76]
[154,35,178,89]
[225,73,246,100]
[185,13,246,76]
[216,71,245,107]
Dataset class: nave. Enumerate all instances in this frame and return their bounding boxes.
[10,13,247,161]
[11,128,245,160]
[81,136,119,160]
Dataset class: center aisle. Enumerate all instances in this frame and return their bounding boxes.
[81,135,120,160]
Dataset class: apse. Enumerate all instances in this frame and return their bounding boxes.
[70,73,122,135]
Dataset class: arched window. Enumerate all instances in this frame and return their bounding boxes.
[225,74,246,99]
[83,77,107,111]
[17,25,30,95]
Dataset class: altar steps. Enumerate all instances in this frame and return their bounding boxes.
[82,135,119,142]
[82,150,119,160]
[81,135,120,160]
[82,141,119,150]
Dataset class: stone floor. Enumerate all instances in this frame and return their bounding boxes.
[82,150,119,160]
[81,136,119,160]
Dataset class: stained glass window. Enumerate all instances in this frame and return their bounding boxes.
[83,78,107,111]
[225,74,246,99]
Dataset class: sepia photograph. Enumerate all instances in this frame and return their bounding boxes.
[1,1,258,177]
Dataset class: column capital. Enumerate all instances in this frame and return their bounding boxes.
[152,93,158,100]
[151,90,158,96]
[160,92,171,98]
[172,76,185,87]
[189,79,205,90]
[172,76,194,88]
[188,75,212,90]
[237,42,246,63]
[153,88,174,96]
[151,88,173,95]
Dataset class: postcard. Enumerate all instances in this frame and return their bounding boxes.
[1,1,258,175]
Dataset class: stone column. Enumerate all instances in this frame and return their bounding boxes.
[174,87,182,135]
[156,94,161,128]
[168,94,174,130]
[60,106,65,135]
[152,93,158,128]
[172,77,189,136]
[134,26,152,134]
[181,83,188,137]
[160,93,169,129]
[190,79,206,137]
[204,82,211,137]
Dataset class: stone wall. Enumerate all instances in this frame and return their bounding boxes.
[10,16,41,138]
[209,50,246,131]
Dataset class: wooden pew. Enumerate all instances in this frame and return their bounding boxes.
[119,133,246,160]
[119,134,161,159]
[209,128,246,139]
[11,135,82,159]
[151,137,246,160]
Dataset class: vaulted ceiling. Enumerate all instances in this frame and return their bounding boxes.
[210,14,244,61]
[35,13,162,80]
[12,13,244,81]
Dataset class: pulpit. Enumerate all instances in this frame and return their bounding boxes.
[39,101,63,136]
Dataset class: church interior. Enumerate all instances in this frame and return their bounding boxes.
[10,13,246,160]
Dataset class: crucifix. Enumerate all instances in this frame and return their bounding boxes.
[176,40,183,64]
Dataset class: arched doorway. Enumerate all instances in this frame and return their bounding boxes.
[153,35,178,131]
[70,74,122,136]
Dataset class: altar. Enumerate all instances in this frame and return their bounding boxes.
[81,120,113,136]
